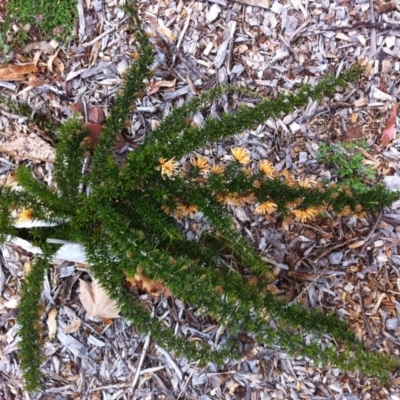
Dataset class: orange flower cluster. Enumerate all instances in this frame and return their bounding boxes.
[154,149,365,224]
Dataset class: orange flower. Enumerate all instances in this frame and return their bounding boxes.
[231,147,251,164]
[259,160,276,178]
[174,204,198,219]
[211,165,225,175]
[16,209,34,222]
[254,201,278,215]
[297,178,313,188]
[191,156,210,174]
[225,193,246,206]
[157,157,178,178]
[338,206,352,217]
[280,169,297,186]
[292,208,319,223]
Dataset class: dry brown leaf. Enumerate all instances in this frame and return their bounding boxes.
[126,271,172,297]
[0,63,38,81]
[148,79,176,95]
[84,122,126,150]
[52,57,65,74]
[88,107,105,124]
[85,122,104,144]
[79,278,120,318]
[0,131,55,162]
[47,307,58,340]
[63,318,82,334]
[47,51,64,74]
[69,102,84,114]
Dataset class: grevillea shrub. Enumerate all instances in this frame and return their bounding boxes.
[1,1,399,391]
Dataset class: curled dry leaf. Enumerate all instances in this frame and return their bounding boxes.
[47,51,64,74]
[79,278,120,319]
[0,131,55,162]
[381,103,398,146]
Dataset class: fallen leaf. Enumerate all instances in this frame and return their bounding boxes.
[52,57,65,74]
[381,103,398,146]
[148,79,176,95]
[69,102,84,114]
[157,25,177,42]
[0,131,55,162]
[88,107,105,124]
[0,63,38,81]
[32,50,42,67]
[79,278,120,318]
[65,68,86,81]
[84,122,104,144]
[47,307,58,340]
[125,271,172,297]
[47,51,64,74]
[63,318,82,334]
[84,122,126,150]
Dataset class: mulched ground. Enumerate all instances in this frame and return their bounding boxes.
[1,0,400,399]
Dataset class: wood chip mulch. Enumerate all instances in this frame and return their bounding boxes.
[1,0,400,399]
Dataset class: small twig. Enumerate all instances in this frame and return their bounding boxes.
[132,308,154,390]
[82,27,116,48]
[358,283,374,339]
[176,7,192,50]
[314,238,357,263]
[317,21,400,33]
[289,18,311,41]
[172,7,193,67]
[361,211,382,253]
[292,222,330,236]
[83,322,130,371]
[177,361,199,400]
[155,344,184,381]
[131,330,152,389]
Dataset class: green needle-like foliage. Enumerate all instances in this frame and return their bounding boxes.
[1,1,399,391]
